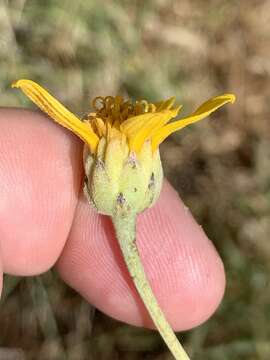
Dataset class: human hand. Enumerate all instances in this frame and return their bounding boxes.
[0,108,225,330]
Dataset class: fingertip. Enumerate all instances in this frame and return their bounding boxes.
[57,180,226,330]
[137,180,226,329]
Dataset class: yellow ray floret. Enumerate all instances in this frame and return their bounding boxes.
[151,94,235,151]
[12,79,99,153]
[12,79,235,156]
[121,106,182,153]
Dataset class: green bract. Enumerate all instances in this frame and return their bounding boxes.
[83,138,163,216]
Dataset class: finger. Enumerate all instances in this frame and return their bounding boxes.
[0,108,82,275]
[57,181,225,331]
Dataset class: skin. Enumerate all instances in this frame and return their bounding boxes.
[0,108,225,331]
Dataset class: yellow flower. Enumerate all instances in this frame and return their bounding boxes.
[12,79,234,154]
[12,79,235,216]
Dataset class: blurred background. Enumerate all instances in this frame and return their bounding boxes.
[0,0,270,359]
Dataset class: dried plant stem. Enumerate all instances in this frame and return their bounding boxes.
[112,213,190,360]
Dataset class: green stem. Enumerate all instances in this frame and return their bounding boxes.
[112,212,191,360]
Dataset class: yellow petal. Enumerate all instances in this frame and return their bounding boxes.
[12,79,99,152]
[122,106,181,135]
[128,108,181,153]
[151,93,235,151]
[121,106,181,153]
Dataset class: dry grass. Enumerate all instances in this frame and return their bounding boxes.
[1,0,270,359]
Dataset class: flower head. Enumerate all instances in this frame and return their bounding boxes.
[12,79,235,154]
[12,79,235,215]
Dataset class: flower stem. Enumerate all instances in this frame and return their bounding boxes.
[112,212,191,360]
